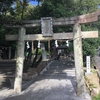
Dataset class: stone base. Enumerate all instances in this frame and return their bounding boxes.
[85,72,92,76]
[80,93,91,100]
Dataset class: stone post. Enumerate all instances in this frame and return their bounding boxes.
[32,41,34,53]
[0,50,2,60]
[14,27,25,93]
[9,46,11,59]
[41,43,47,60]
[73,23,86,96]
[48,40,50,53]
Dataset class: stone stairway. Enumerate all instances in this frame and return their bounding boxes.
[0,60,16,91]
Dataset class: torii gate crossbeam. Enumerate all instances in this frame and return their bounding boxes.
[6,31,98,41]
[5,10,100,28]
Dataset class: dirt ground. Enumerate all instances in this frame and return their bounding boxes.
[85,70,99,87]
[84,69,100,96]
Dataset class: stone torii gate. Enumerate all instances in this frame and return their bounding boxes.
[5,10,100,96]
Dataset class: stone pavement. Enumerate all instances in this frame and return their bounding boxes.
[0,59,90,100]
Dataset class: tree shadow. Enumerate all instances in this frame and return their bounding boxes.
[22,59,76,89]
[0,77,11,90]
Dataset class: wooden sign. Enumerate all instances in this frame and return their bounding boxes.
[41,17,53,37]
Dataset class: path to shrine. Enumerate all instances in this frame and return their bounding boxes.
[0,59,90,100]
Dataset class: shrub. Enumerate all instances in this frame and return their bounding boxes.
[92,93,100,100]
[33,49,42,55]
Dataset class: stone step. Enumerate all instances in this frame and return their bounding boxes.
[48,67,75,71]
[44,71,75,76]
[42,72,75,77]
[46,68,75,72]
[0,65,15,69]
[50,61,74,64]
[39,74,67,79]
[44,68,75,73]
[49,63,74,67]
[0,60,16,69]
[43,95,84,100]
[0,68,15,71]
[49,63,74,68]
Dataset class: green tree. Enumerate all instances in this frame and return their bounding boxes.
[14,0,30,20]
[0,0,15,15]
[71,0,100,15]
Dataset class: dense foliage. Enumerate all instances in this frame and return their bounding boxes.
[28,0,100,60]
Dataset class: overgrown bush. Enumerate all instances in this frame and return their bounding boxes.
[92,93,100,100]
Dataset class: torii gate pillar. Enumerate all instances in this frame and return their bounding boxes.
[14,27,25,93]
[73,23,86,96]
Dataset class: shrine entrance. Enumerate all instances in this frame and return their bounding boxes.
[5,10,100,96]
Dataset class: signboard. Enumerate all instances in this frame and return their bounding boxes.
[41,17,53,37]
[86,56,90,73]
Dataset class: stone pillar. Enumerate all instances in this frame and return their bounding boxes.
[9,47,11,59]
[41,43,47,60]
[14,27,25,93]
[32,41,34,53]
[73,23,86,96]
[48,40,50,53]
[0,50,2,60]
